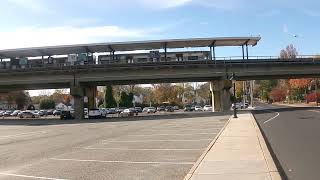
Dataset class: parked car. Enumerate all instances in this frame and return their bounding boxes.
[144,107,156,113]
[116,107,126,113]
[47,109,54,115]
[106,108,116,114]
[19,111,40,118]
[60,110,74,120]
[232,103,242,109]
[99,108,107,117]
[3,111,13,117]
[120,108,136,117]
[40,110,48,116]
[134,107,142,113]
[10,110,21,116]
[0,111,5,117]
[203,105,213,111]
[157,106,166,111]
[53,110,62,116]
[194,106,203,111]
[173,106,179,110]
[88,108,103,119]
[165,106,174,112]
[184,105,193,112]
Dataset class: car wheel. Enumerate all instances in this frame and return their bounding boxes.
[32,115,35,118]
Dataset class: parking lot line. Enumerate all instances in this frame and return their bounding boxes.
[50,158,194,165]
[83,147,204,151]
[0,172,67,180]
[0,131,47,139]
[128,133,214,136]
[102,139,211,143]
[145,128,221,131]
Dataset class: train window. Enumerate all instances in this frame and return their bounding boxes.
[188,56,199,60]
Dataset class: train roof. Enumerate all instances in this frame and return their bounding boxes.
[0,37,261,58]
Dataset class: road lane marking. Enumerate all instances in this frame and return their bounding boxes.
[102,139,211,143]
[0,131,47,139]
[0,172,67,180]
[308,110,320,113]
[263,110,280,124]
[50,158,194,165]
[128,133,214,136]
[83,147,204,151]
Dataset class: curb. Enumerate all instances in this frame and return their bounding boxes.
[182,116,231,180]
[250,113,284,180]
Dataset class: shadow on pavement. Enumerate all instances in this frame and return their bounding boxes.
[0,112,231,126]
[253,106,320,114]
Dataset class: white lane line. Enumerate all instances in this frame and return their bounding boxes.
[263,110,280,124]
[102,139,211,143]
[0,131,47,139]
[0,172,67,180]
[83,147,204,151]
[50,158,193,165]
[308,110,320,113]
[128,133,214,136]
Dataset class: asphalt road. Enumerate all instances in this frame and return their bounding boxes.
[0,112,229,180]
[253,103,320,180]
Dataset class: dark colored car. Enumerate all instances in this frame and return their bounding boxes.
[53,110,62,116]
[60,111,74,120]
[134,107,142,113]
[47,109,54,115]
[157,106,165,111]
[165,106,174,112]
[184,105,193,112]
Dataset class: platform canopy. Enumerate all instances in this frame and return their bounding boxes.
[0,37,261,58]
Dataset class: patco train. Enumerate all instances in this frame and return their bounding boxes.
[0,51,210,70]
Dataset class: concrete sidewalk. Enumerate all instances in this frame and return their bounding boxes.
[184,113,281,180]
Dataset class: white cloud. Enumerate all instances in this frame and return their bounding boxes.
[0,25,157,50]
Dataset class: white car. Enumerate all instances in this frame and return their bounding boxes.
[194,106,203,111]
[88,108,102,119]
[147,107,156,113]
[203,105,213,111]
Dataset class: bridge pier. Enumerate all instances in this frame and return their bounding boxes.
[70,85,84,119]
[210,80,232,112]
[84,85,97,110]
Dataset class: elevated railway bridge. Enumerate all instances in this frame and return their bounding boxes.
[1,36,319,119]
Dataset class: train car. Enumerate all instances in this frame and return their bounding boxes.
[98,51,210,64]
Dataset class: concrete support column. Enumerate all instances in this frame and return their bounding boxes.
[70,85,84,119]
[210,80,232,112]
[84,85,97,109]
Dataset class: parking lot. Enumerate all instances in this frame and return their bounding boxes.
[0,112,229,180]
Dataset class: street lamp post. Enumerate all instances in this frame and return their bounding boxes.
[316,79,318,106]
[230,73,237,118]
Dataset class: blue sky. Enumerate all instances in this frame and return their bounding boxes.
[1,0,319,96]
[1,0,319,57]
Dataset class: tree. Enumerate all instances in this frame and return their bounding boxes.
[104,85,117,108]
[270,88,286,102]
[288,79,311,90]
[280,44,298,59]
[258,80,278,101]
[7,91,30,110]
[39,98,55,109]
[197,83,211,104]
